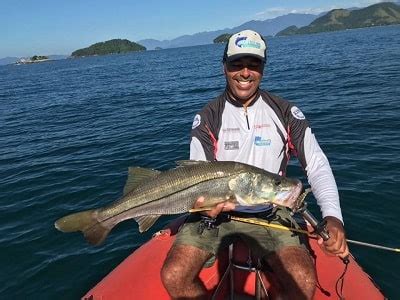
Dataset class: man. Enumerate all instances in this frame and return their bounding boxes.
[161,30,349,299]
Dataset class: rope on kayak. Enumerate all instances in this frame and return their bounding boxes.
[335,259,349,300]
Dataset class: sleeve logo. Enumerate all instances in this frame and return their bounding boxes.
[291,106,305,120]
[192,114,201,129]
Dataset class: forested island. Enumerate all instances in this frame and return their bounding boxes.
[277,2,400,36]
[71,39,146,57]
[213,34,231,43]
[15,55,50,64]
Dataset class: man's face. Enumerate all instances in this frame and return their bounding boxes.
[224,56,264,104]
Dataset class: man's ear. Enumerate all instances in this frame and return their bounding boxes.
[222,63,227,75]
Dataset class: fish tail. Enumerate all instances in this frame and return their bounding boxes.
[54,209,112,246]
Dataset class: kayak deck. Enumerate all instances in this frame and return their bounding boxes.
[82,217,385,299]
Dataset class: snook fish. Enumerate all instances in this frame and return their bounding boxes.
[55,160,302,246]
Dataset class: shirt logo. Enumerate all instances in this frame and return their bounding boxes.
[254,124,270,129]
[222,127,240,133]
[192,114,201,129]
[254,136,271,146]
[224,141,239,150]
[291,106,305,120]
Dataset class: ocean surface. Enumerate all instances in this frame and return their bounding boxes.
[1,25,399,299]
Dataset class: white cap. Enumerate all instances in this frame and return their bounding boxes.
[223,30,267,63]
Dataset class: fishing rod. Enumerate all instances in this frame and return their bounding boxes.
[230,215,400,253]
[193,188,400,253]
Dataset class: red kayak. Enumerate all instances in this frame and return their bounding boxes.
[82,217,385,299]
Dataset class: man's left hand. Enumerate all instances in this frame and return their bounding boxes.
[317,216,349,259]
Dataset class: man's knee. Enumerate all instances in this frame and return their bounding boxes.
[161,244,212,298]
[161,244,210,286]
[161,256,184,287]
[267,246,316,299]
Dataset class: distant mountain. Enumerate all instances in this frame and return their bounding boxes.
[71,39,146,57]
[139,13,318,50]
[276,2,400,36]
[0,57,19,65]
[233,13,318,35]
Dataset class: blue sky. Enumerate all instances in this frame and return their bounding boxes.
[1,0,387,58]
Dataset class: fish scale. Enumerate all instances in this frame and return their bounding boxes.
[99,162,240,218]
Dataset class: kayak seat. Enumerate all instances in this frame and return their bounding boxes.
[211,239,271,300]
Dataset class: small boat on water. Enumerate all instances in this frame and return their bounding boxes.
[82,216,385,299]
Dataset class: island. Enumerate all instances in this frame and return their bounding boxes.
[276,2,400,36]
[16,55,50,65]
[213,34,231,44]
[71,39,146,57]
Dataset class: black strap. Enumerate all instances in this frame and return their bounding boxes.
[335,258,349,299]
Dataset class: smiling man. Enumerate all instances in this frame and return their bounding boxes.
[161,30,348,299]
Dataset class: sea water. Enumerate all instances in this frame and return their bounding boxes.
[1,25,399,299]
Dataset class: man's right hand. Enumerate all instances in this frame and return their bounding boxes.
[193,197,236,218]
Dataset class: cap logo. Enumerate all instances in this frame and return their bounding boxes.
[235,37,261,49]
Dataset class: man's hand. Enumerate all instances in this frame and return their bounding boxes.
[317,216,349,259]
[193,197,236,218]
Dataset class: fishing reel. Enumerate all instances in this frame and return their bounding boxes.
[197,215,220,237]
[295,201,330,241]
[293,188,349,264]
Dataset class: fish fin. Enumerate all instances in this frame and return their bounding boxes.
[188,208,213,213]
[54,209,113,246]
[134,215,161,233]
[189,201,239,213]
[83,223,112,246]
[234,194,249,206]
[123,167,161,195]
[175,160,211,167]
[189,194,238,213]
[269,200,285,207]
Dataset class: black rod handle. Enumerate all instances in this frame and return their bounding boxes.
[301,209,349,264]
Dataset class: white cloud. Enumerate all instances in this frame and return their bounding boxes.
[353,0,391,5]
[254,0,392,20]
[254,6,337,20]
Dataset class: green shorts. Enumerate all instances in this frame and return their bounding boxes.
[174,208,307,261]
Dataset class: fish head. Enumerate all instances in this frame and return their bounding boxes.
[229,172,302,209]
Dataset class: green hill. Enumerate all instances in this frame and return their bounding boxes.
[275,25,299,36]
[72,39,146,57]
[276,2,400,36]
[213,34,231,44]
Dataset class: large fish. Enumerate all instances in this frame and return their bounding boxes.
[55,160,303,246]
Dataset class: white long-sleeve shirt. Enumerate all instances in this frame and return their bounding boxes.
[190,89,343,222]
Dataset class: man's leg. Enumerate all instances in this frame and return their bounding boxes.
[161,244,212,299]
[161,212,235,299]
[266,246,316,300]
